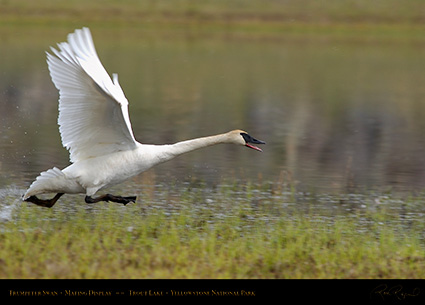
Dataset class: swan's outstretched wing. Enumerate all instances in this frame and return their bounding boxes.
[46,27,137,163]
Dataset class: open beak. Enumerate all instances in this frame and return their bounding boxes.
[246,143,264,152]
[241,133,266,152]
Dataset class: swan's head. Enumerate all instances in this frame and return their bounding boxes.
[228,130,266,152]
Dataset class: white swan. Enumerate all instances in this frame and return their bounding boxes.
[23,28,265,208]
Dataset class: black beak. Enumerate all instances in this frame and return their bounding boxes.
[241,133,266,152]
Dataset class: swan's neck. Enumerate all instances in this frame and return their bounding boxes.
[154,133,232,163]
[168,133,231,156]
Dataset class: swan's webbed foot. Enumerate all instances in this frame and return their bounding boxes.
[85,194,137,205]
[24,193,64,208]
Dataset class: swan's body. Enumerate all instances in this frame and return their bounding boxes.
[23,28,265,207]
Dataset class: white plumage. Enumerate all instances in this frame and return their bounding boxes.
[23,28,265,207]
[47,28,136,163]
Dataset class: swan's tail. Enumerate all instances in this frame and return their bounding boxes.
[23,167,70,200]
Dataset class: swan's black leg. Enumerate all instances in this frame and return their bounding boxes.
[85,194,136,205]
[24,193,65,208]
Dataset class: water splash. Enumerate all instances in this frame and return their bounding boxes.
[0,186,24,222]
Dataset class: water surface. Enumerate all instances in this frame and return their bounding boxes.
[2,26,425,195]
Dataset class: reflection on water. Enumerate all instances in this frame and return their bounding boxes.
[2,26,425,194]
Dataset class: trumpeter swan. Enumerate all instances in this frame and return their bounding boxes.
[23,28,265,208]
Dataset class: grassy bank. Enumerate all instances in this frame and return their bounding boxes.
[2,0,425,25]
[1,0,425,40]
[1,183,424,279]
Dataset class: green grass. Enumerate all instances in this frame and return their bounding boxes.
[1,182,424,279]
[2,0,425,24]
[1,0,425,41]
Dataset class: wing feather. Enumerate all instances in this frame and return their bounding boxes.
[46,27,137,163]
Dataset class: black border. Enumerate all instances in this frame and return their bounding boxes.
[2,279,425,303]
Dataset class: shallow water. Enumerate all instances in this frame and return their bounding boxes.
[2,25,425,198]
